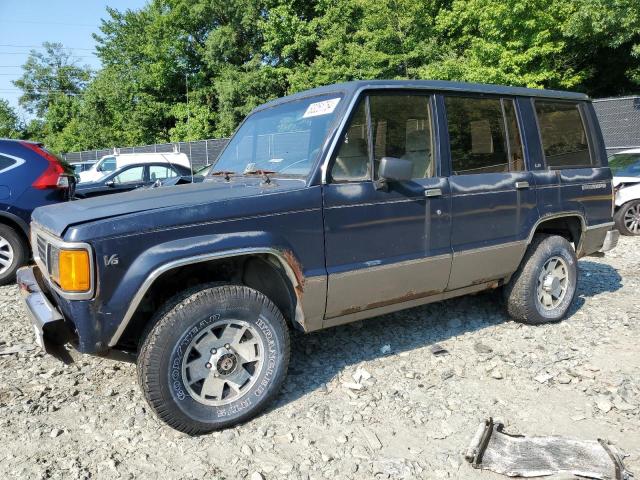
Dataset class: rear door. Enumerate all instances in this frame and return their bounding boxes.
[443,94,538,290]
[323,92,451,323]
[527,99,612,228]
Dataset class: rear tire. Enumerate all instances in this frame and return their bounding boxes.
[137,284,290,435]
[614,200,640,236]
[503,234,578,325]
[0,225,26,286]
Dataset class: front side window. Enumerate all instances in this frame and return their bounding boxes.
[535,101,592,168]
[113,166,144,184]
[99,157,116,173]
[331,100,370,182]
[446,96,521,175]
[370,95,434,179]
[213,94,344,177]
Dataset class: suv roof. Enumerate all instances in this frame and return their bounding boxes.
[255,79,590,113]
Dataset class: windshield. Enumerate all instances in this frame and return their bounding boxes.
[212,94,344,177]
[609,153,640,177]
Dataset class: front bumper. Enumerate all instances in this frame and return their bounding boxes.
[599,229,620,253]
[16,266,75,363]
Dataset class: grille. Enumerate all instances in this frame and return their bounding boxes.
[34,232,52,277]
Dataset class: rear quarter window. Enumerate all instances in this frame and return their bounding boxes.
[0,154,16,173]
[534,101,593,168]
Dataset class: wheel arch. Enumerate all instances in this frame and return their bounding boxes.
[527,213,585,251]
[110,248,306,350]
[0,212,30,252]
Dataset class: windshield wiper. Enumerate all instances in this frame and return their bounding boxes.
[243,169,276,184]
[210,170,235,181]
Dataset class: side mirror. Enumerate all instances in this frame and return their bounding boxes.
[105,180,115,187]
[376,157,413,190]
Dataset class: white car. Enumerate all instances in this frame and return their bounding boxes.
[611,148,640,235]
[78,152,191,183]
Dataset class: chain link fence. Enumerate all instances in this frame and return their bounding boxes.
[62,138,230,170]
[593,96,640,154]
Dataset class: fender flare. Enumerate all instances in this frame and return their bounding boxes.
[107,247,305,347]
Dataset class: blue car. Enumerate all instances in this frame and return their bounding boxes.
[0,139,74,284]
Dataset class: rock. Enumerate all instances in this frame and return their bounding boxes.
[342,382,363,391]
[380,344,391,354]
[336,434,348,444]
[556,374,572,384]
[50,428,63,438]
[241,444,253,456]
[595,397,613,413]
[250,472,265,480]
[473,342,493,354]
[534,372,554,384]
[352,368,371,383]
[491,370,503,380]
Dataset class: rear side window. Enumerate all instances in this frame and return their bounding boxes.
[534,101,592,168]
[445,96,524,174]
[0,154,16,173]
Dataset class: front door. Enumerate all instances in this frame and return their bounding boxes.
[443,94,538,290]
[323,92,452,324]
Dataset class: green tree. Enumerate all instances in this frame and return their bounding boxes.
[0,99,23,139]
[13,42,92,117]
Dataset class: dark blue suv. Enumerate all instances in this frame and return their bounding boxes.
[17,80,619,434]
[0,139,73,284]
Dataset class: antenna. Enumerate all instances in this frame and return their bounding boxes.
[186,72,193,181]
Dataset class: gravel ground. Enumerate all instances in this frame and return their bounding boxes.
[0,237,638,480]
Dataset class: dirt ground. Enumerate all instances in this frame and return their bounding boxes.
[0,237,638,479]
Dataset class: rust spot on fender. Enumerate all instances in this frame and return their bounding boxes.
[281,249,305,295]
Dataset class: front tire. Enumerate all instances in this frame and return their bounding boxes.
[0,225,26,286]
[614,200,640,236]
[137,284,290,434]
[503,234,578,325]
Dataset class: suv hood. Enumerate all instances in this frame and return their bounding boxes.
[613,176,640,187]
[33,177,308,237]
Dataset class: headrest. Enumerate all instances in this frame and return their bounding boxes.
[405,130,428,152]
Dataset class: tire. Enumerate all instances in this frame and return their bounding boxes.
[614,200,640,236]
[503,234,578,325]
[137,283,290,435]
[0,225,26,286]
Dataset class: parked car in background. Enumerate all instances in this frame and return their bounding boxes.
[17,80,618,434]
[70,161,95,176]
[610,148,640,235]
[78,151,191,183]
[0,139,74,284]
[75,162,192,198]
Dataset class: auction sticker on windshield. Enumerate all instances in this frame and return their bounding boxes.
[303,98,340,118]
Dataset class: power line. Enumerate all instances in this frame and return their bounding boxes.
[0,20,95,27]
[0,44,96,52]
[0,52,95,58]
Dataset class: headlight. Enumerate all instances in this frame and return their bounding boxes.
[50,246,91,292]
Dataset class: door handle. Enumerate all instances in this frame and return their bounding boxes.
[425,188,443,198]
[515,181,530,189]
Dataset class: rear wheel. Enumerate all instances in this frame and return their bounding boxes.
[137,284,290,434]
[503,234,578,325]
[0,225,26,286]
[614,200,640,236]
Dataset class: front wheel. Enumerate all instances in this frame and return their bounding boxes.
[614,200,640,236]
[137,284,290,434]
[503,234,578,325]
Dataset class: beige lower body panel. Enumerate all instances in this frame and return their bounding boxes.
[447,241,527,291]
[298,275,327,332]
[324,254,452,322]
[323,280,501,329]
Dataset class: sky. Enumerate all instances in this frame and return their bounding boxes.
[0,0,148,119]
